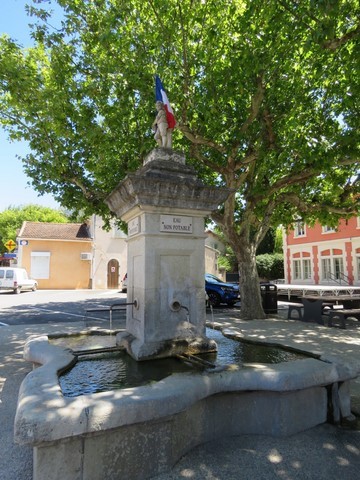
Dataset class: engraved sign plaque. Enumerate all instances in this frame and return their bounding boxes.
[128,216,140,236]
[160,215,193,234]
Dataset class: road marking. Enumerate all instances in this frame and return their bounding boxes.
[27,306,124,322]
[28,306,86,319]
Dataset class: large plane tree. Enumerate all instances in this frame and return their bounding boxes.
[0,0,359,318]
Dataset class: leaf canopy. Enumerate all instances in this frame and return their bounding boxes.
[0,204,68,253]
[0,0,359,316]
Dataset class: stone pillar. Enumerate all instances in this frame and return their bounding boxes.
[106,148,231,360]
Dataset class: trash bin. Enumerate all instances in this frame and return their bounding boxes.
[260,282,278,314]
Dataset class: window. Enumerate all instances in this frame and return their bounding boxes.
[321,258,332,281]
[292,258,312,280]
[334,257,344,280]
[322,225,336,233]
[293,260,301,280]
[303,259,312,279]
[31,252,50,279]
[357,257,360,281]
[294,221,306,237]
[321,255,344,281]
[5,269,14,279]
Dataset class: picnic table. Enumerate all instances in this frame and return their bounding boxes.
[287,295,360,328]
[301,295,360,309]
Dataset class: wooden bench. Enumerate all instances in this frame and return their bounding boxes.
[287,301,346,325]
[325,308,360,329]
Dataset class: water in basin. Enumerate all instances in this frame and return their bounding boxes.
[51,333,117,350]
[202,328,303,364]
[58,328,307,397]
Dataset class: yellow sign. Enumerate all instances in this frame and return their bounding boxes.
[5,239,16,252]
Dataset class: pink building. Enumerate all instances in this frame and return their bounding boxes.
[283,217,360,286]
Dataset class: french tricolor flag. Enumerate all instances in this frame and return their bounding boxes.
[155,75,176,129]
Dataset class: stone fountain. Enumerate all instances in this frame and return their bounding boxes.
[14,148,357,480]
[106,147,230,360]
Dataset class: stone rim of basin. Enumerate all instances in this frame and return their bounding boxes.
[14,329,347,446]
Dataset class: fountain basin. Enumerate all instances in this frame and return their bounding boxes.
[57,327,306,396]
[15,329,355,480]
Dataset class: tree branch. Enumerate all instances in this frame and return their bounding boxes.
[189,144,227,174]
[177,122,227,154]
[239,73,265,135]
[269,166,318,194]
[265,153,359,197]
[277,0,318,32]
[278,1,360,51]
[176,0,191,124]
[273,191,359,217]
[323,24,360,50]
[262,107,276,150]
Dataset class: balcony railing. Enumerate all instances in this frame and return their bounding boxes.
[324,271,350,285]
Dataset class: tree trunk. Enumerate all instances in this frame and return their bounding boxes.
[236,238,266,320]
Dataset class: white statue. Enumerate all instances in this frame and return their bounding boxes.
[152,101,173,148]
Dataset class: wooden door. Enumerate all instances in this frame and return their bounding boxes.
[107,259,119,289]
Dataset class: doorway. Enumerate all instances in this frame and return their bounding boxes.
[107,259,120,289]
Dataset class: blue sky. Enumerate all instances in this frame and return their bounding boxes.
[0,0,61,212]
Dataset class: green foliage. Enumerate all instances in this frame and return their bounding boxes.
[0,0,358,317]
[256,228,276,255]
[219,225,283,269]
[217,245,237,272]
[0,0,358,224]
[217,255,231,272]
[0,204,68,253]
[256,253,284,281]
[274,227,284,254]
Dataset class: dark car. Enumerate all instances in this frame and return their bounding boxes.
[121,273,127,293]
[205,273,240,307]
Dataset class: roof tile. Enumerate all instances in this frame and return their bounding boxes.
[19,222,92,241]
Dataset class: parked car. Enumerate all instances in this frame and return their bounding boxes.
[205,273,240,307]
[0,267,38,294]
[121,273,127,293]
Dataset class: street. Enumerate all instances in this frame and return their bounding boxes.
[0,289,128,327]
[0,289,241,328]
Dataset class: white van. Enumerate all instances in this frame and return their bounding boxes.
[0,267,38,294]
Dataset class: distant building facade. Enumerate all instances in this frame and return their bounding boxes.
[17,216,127,290]
[90,216,127,290]
[17,221,93,289]
[205,230,226,279]
[283,217,360,286]
[16,218,223,289]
